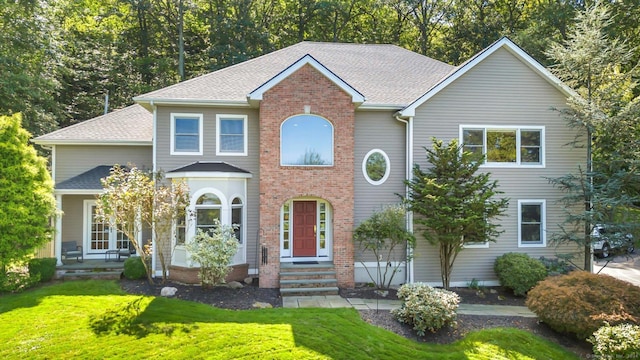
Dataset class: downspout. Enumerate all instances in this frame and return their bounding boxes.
[55,194,63,266]
[150,100,158,277]
[395,115,414,284]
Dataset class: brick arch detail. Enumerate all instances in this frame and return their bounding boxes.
[258,64,355,288]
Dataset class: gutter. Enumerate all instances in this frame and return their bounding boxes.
[396,115,414,284]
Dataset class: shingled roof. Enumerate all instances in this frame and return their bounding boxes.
[134,42,455,108]
[55,165,113,190]
[34,104,152,145]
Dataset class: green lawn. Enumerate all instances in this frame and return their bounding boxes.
[0,280,578,359]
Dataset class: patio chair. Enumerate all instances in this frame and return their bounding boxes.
[62,241,83,263]
[117,242,132,262]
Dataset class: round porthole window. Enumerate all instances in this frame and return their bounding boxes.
[362,149,390,185]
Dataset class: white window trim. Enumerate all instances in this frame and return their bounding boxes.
[228,194,246,264]
[518,199,547,248]
[83,200,134,254]
[362,149,391,185]
[216,114,248,156]
[280,198,333,261]
[280,115,334,167]
[463,241,489,249]
[170,113,203,155]
[459,125,545,168]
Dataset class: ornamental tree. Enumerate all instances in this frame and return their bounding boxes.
[405,138,509,290]
[96,165,190,283]
[353,204,416,289]
[0,114,56,271]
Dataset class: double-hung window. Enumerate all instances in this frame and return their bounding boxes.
[195,193,222,236]
[171,113,203,155]
[217,114,247,155]
[461,126,544,166]
[518,200,546,247]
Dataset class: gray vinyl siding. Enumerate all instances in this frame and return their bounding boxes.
[354,110,407,262]
[61,195,90,244]
[155,105,261,270]
[411,47,586,285]
[55,145,152,184]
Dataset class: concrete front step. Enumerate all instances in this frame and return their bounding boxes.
[280,278,337,285]
[280,287,339,296]
[60,270,122,280]
[279,263,338,295]
[279,270,336,277]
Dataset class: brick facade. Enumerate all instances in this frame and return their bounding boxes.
[169,264,249,284]
[258,64,355,288]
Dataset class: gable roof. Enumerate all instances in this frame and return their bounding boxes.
[247,54,365,104]
[134,42,454,109]
[399,37,576,117]
[34,104,152,145]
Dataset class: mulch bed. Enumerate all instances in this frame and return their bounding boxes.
[120,279,592,357]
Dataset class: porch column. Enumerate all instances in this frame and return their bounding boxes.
[55,194,63,266]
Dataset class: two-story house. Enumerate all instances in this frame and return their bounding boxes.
[34,37,584,290]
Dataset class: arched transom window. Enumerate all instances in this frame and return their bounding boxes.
[281,115,333,166]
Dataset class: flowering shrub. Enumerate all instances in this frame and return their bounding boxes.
[391,283,460,335]
[186,222,239,287]
[590,323,640,359]
[494,253,547,296]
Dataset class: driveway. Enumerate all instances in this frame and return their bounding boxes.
[593,252,640,287]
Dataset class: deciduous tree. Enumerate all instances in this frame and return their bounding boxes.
[97,165,190,283]
[353,204,416,289]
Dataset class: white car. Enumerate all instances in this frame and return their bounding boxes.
[592,225,635,258]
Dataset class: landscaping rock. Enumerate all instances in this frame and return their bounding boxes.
[227,281,243,289]
[161,287,178,297]
[252,301,273,309]
[244,277,253,285]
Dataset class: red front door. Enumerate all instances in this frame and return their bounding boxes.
[293,201,317,257]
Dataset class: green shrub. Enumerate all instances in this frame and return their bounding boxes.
[0,270,40,293]
[391,283,460,336]
[28,258,57,282]
[494,253,547,296]
[538,256,575,276]
[590,323,640,359]
[123,257,147,280]
[526,271,640,340]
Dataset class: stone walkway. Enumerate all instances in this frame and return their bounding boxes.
[282,295,536,317]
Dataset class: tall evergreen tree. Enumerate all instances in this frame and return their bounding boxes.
[545,1,640,270]
[0,114,57,271]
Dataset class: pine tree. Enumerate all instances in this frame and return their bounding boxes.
[545,1,640,270]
